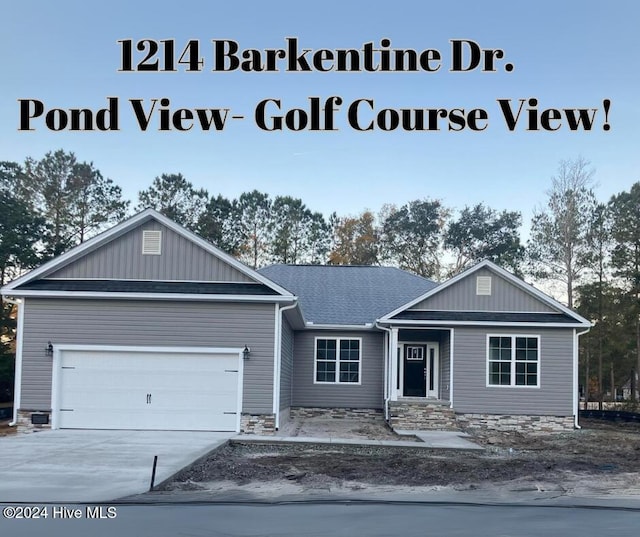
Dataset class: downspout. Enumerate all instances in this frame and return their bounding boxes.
[274,301,298,430]
[3,297,23,427]
[574,327,591,429]
[375,322,392,420]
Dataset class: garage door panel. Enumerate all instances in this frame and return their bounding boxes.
[56,349,240,431]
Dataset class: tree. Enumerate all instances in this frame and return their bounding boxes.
[269,196,331,264]
[137,173,208,230]
[234,190,272,269]
[67,162,128,243]
[0,187,45,403]
[444,203,524,276]
[577,281,636,405]
[527,157,597,308]
[270,196,310,264]
[329,211,379,265]
[23,150,128,256]
[305,212,332,264]
[197,194,241,255]
[579,203,613,408]
[379,199,449,279]
[0,161,26,194]
[609,182,640,400]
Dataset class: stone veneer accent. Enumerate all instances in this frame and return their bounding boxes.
[16,410,52,433]
[240,413,276,435]
[456,413,575,432]
[290,407,383,419]
[388,401,459,430]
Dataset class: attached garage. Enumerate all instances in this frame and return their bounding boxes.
[52,346,243,432]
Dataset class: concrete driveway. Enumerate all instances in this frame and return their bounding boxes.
[0,429,232,503]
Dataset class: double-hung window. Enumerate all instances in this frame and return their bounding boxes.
[315,338,361,384]
[487,335,539,387]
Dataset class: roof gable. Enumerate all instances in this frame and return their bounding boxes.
[46,219,254,282]
[408,266,555,313]
[380,260,590,326]
[3,209,293,297]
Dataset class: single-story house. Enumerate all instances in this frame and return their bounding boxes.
[1,209,591,434]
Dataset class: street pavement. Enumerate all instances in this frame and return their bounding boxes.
[1,502,639,537]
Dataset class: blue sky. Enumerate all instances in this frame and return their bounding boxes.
[2,0,638,233]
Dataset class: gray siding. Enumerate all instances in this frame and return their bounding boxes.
[440,334,450,401]
[47,221,253,282]
[280,317,294,410]
[292,330,384,409]
[452,326,574,415]
[20,299,275,414]
[411,268,555,312]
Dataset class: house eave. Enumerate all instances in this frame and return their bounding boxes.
[377,319,591,328]
[1,289,298,303]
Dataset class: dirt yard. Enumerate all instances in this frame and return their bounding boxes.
[163,419,640,496]
[0,421,16,437]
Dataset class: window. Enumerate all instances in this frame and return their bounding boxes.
[315,338,361,384]
[487,335,539,387]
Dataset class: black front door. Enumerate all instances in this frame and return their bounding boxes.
[403,345,426,397]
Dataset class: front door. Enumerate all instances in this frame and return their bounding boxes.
[400,343,440,398]
[403,345,426,397]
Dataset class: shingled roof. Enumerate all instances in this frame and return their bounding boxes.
[258,265,438,326]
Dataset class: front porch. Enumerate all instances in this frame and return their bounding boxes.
[383,328,457,430]
[388,329,452,401]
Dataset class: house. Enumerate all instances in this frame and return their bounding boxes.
[1,209,591,434]
[617,372,639,401]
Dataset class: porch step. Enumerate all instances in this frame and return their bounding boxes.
[388,400,459,431]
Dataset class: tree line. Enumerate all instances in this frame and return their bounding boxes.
[0,150,639,405]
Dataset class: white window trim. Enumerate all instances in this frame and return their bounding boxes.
[313,336,362,385]
[397,342,440,398]
[486,334,541,389]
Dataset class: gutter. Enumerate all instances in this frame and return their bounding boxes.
[304,322,376,330]
[2,297,22,427]
[574,327,592,429]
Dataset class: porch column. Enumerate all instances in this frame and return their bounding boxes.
[390,327,399,401]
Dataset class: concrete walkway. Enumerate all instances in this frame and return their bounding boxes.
[233,430,483,450]
[0,429,232,503]
[395,429,483,450]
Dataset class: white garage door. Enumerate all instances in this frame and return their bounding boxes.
[55,348,241,431]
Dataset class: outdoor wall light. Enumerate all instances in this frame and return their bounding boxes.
[45,341,53,357]
[243,345,251,360]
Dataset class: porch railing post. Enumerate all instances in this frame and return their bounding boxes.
[390,328,399,401]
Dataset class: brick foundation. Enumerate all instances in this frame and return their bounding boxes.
[240,413,276,435]
[289,407,383,419]
[456,413,575,432]
[16,410,52,433]
[388,400,459,430]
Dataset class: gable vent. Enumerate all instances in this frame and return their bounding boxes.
[476,276,492,295]
[142,230,162,255]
